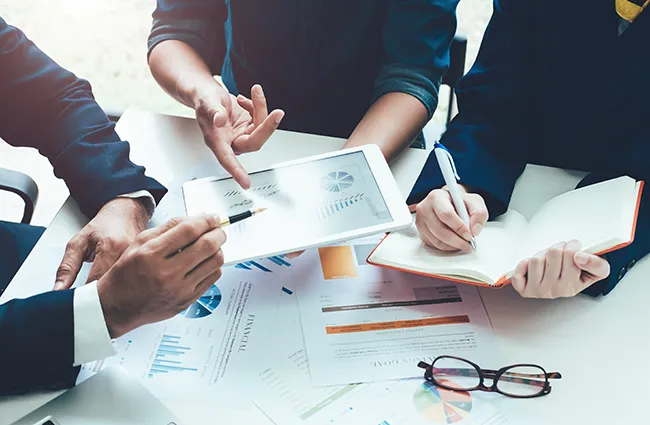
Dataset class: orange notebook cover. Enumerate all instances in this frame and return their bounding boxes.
[367,179,644,289]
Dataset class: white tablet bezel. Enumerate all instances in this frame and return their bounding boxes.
[182,144,412,265]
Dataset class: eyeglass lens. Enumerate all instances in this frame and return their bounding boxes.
[431,357,481,391]
[495,365,547,397]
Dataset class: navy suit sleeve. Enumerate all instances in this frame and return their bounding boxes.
[0,18,166,218]
[0,290,79,395]
[374,0,458,119]
[408,0,534,217]
[148,0,227,74]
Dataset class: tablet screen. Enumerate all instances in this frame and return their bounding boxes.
[184,151,394,263]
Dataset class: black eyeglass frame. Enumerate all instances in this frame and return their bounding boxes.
[418,355,562,399]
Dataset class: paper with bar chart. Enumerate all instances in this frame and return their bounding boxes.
[77,266,283,401]
[253,292,368,425]
[292,244,498,386]
[182,151,398,265]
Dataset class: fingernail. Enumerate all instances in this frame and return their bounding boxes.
[254,85,263,97]
[274,110,285,124]
[574,252,588,265]
[462,232,472,242]
[472,223,483,236]
[54,281,63,290]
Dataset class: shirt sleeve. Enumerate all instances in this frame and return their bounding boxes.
[73,281,116,366]
[148,0,228,74]
[373,0,459,119]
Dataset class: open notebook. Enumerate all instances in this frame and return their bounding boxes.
[367,176,644,287]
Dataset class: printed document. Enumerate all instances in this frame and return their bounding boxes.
[254,287,508,425]
[291,242,497,386]
[76,265,283,402]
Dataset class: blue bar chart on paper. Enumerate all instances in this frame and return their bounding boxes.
[235,255,292,273]
[148,334,198,379]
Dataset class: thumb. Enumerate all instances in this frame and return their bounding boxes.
[55,236,89,290]
[574,251,610,282]
[208,98,229,128]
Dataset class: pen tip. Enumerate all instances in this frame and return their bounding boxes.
[255,207,267,214]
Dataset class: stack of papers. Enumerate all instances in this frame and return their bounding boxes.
[39,170,509,424]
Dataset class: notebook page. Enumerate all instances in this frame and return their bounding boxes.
[508,176,637,268]
[371,211,528,284]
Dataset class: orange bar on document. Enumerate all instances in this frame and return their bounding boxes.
[325,315,470,334]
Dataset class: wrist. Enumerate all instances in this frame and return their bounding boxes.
[184,79,228,111]
[106,197,150,227]
[97,277,129,339]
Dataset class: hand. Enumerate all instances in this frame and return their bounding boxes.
[511,240,610,299]
[415,186,488,252]
[97,215,226,338]
[54,198,150,290]
[194,84,285,189]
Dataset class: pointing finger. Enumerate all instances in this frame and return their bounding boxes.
[211,140,251,189]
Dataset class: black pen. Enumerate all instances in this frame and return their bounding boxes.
[220,207,267,227]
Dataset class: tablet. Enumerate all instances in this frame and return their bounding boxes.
[182,144,411,266]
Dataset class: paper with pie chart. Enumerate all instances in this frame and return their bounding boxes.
[76,266,283,402]
[182,150,403,265]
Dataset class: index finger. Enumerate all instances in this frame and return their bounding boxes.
[147,215,221,257]
[212,139,252,189]
[431,194,472,242]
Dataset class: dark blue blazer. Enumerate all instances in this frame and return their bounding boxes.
[0,17,166,395]
[409,0,650,296]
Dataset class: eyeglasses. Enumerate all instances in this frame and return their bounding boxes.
[418,356,562,398]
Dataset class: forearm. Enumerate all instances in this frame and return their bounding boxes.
[344,92,428,162]
[149,40,226,109]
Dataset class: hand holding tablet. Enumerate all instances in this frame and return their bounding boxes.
[182,145,411,265]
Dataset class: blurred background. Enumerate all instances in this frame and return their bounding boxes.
[0,0,492,226]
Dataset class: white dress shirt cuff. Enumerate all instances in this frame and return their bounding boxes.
[73,281,116,366]
[117,190,156,216]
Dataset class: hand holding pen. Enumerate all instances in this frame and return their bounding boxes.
[414,143,489,252]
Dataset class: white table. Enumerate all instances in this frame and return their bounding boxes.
[1,111,649,424]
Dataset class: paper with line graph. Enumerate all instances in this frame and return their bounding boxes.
[291,244,498,386]
[182,151,399,265]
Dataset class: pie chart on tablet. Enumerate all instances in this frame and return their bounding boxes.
[413,381,472,424]
[320,171,355,192]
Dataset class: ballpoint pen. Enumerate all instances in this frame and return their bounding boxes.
[220,207,267,227]
[433,142,477,250]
